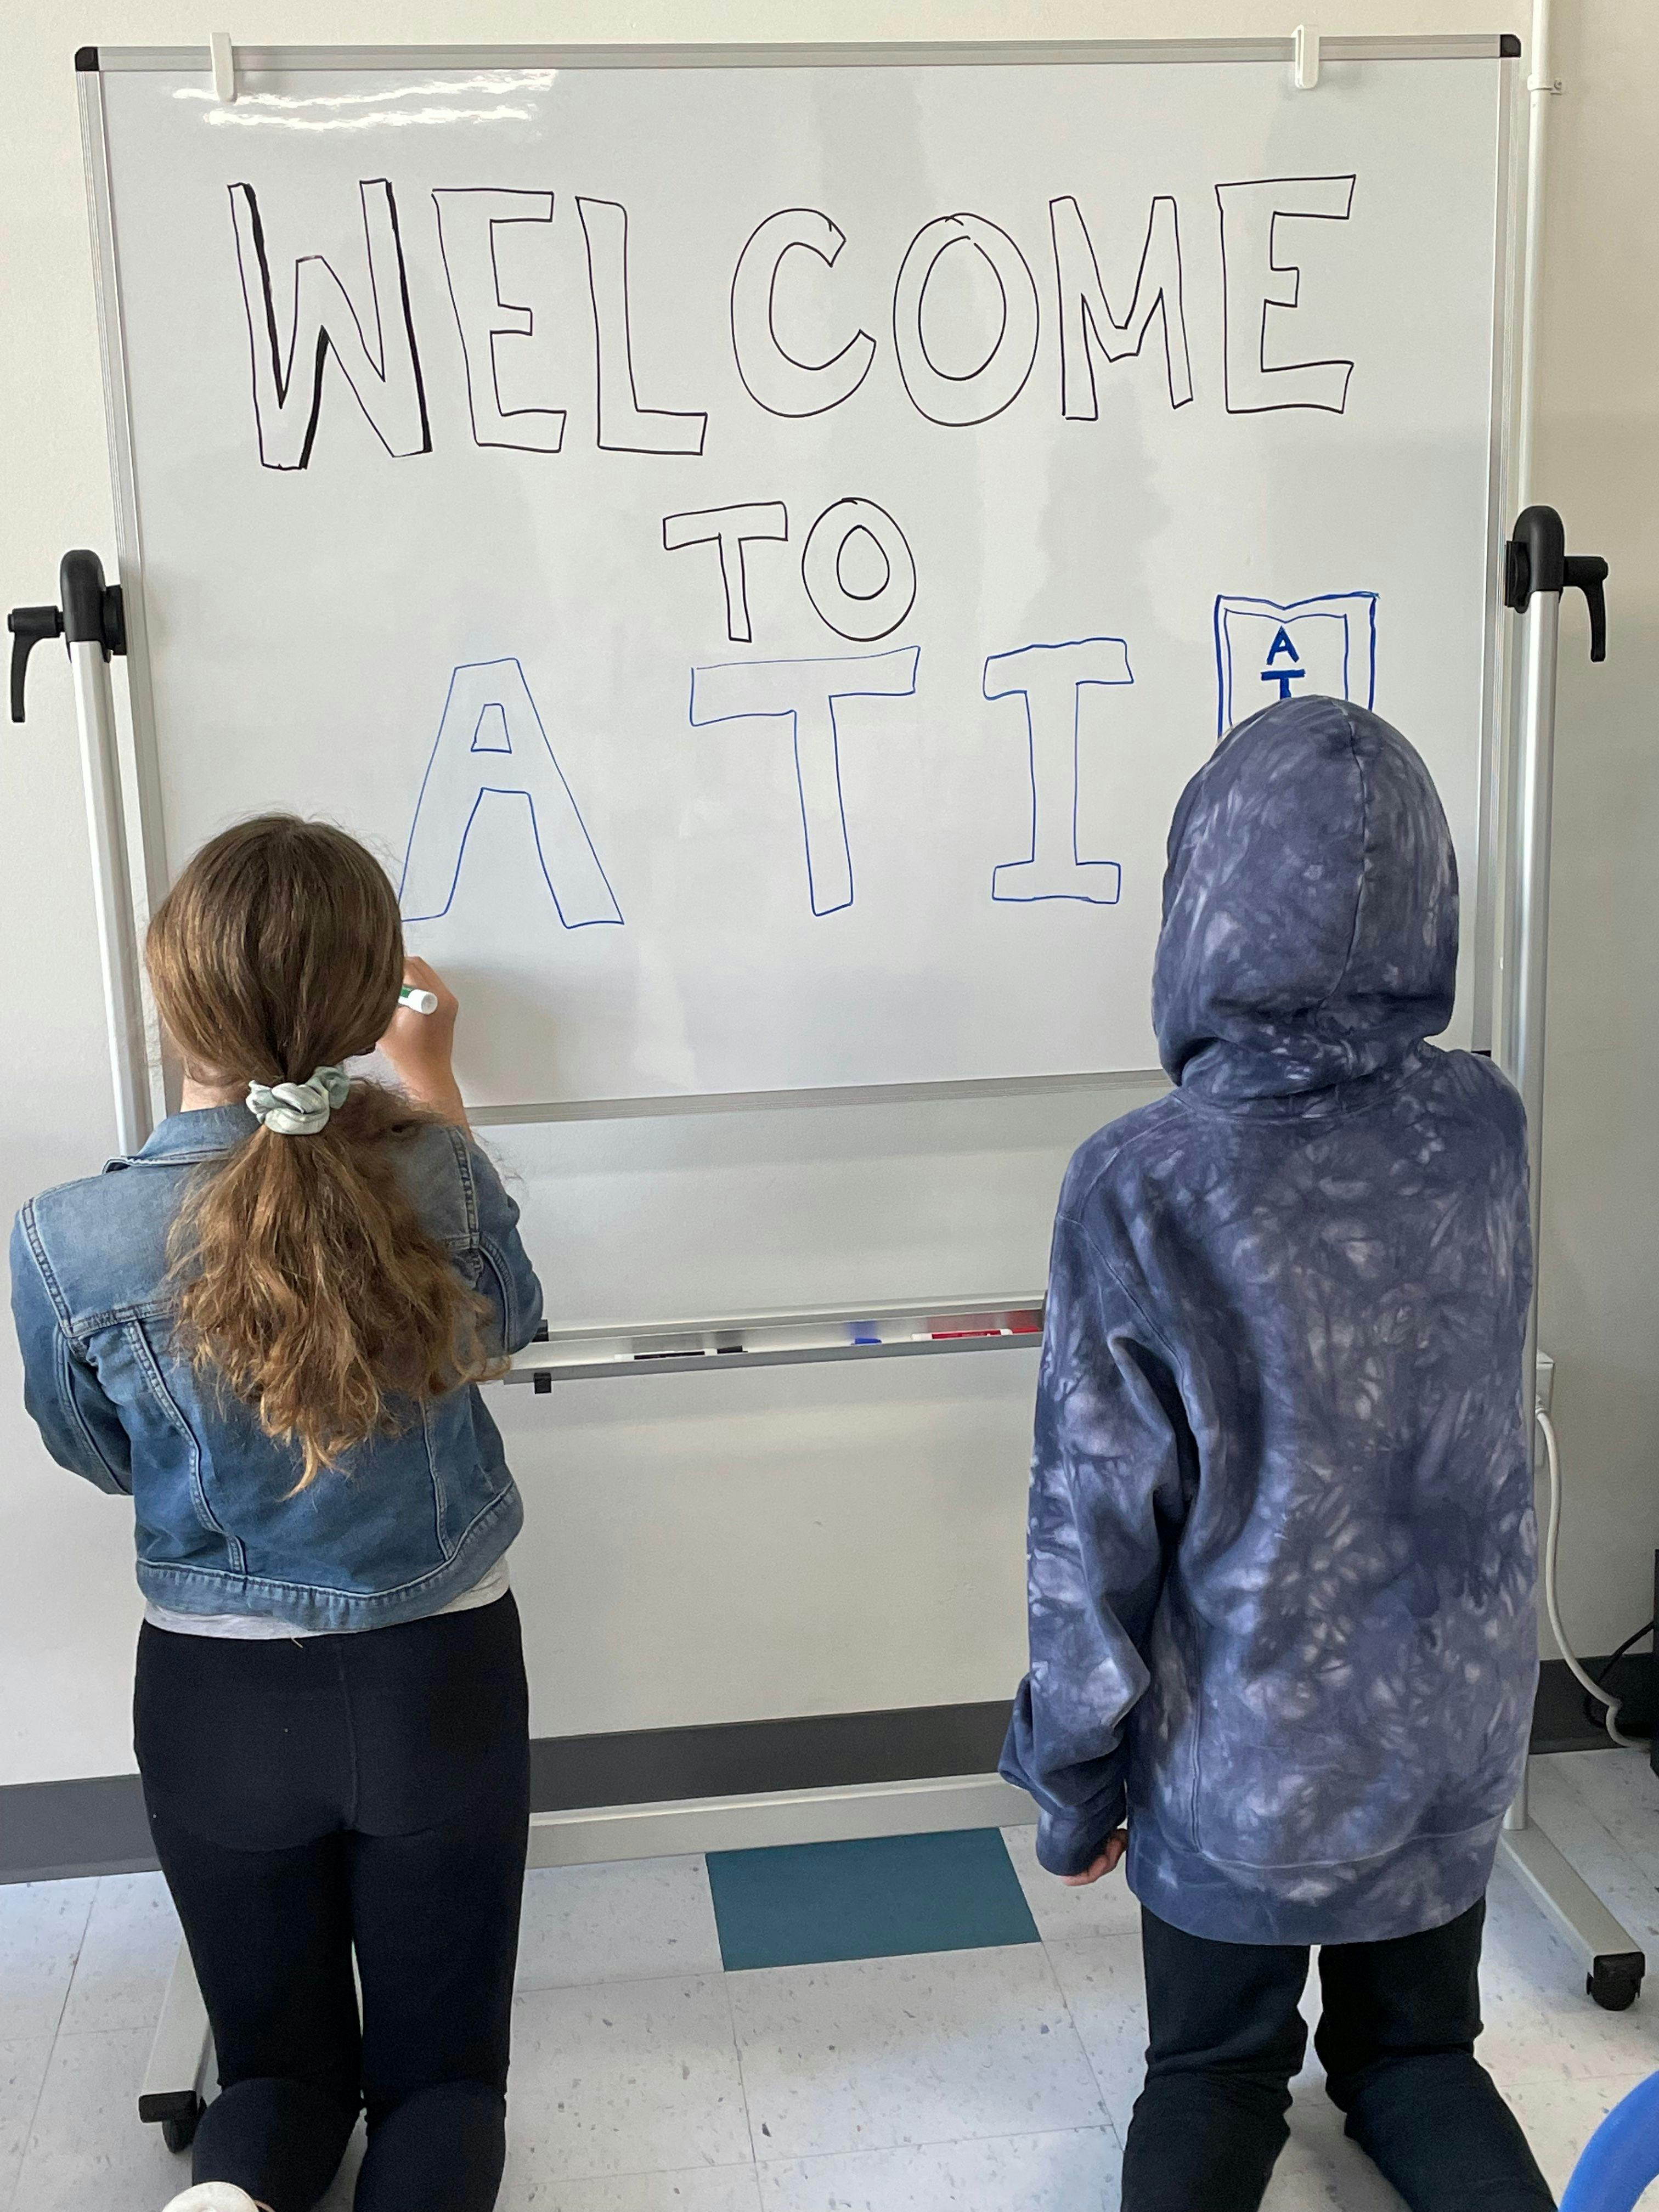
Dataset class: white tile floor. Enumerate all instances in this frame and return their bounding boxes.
[1,1752,1655,2212]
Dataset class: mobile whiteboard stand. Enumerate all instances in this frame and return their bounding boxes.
[1494,504,1645,2015]
[12,522,1651,2151]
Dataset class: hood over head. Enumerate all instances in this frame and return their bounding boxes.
[1153,695,1458,1103]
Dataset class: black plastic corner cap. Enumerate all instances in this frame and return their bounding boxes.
[1504,505,1566,611]
[58,550,126,659]
[59,550,110,645]
[1504,505,1610,661]
[75,45,100,71]
[1500,33,1522,58]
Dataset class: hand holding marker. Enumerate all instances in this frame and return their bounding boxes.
[381,958,467,1128]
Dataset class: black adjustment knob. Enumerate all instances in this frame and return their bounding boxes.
[5,605,64,724]
[1564,554,1609,663]
[1503,506,1609,666]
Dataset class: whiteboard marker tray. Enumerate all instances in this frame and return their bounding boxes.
[505,1295,1045,1387]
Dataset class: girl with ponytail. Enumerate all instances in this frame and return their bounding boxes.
[11,816,544,2212]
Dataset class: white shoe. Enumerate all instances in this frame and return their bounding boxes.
[162,2186,263,2212]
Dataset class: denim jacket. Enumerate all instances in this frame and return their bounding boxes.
[10,1102,544,1633]
[1001,697,1537,1946]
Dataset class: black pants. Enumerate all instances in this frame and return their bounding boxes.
[1121,1900,1555,2212]
[135,1594,531,2212]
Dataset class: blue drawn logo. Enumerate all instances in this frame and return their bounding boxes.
[1212,592,1378,737]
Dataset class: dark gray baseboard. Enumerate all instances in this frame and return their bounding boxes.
[0,1773,161,1886]
[1532,1651,1655,1753]
[1,1666,1645,1886]
[1,1700,1012,1885]
[527,1698,1012,1812]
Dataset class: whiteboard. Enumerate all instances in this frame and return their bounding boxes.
[84,41,1515,1113]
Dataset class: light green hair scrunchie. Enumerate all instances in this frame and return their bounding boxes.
[245,1065,351,1137]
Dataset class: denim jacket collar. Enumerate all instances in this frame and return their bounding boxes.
[108,1102,259,1172]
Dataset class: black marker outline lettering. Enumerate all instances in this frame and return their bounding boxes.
[662,501,789,643]
[800,498,917,642]
[577,195,708,456]
[730,207,876,419]
[1215,176,1357,415]
[432,186,566,454]
[891,213,1040,428]
[1050,193,1193,417]
[228,177,430,470]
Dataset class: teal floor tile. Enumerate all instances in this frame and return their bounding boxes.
[706,1826,1040,1970]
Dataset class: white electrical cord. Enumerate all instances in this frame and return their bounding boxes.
[1537,1407,1644,1750]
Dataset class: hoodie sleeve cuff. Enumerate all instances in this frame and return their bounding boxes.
[1034,1792,1128,1878]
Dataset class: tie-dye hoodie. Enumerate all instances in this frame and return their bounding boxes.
[1000,695,1538,1945]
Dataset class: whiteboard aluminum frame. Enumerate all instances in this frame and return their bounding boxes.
[77,58,172,1136]
[77,35,1523,1133]
[82,36,1517,73]
[1472,47,1528,1058]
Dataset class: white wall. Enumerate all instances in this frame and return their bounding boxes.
[1525,3,1659,1682]
[4,0,1653,1791]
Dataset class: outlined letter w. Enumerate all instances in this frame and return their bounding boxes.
[228,178,431,469]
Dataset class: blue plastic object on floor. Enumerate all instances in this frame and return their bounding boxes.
[707,1827,1040,1970]
[1559,2071,1659,2211]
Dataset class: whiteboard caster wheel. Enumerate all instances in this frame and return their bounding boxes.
[148,2088,201,2151]
[161,2102,201,2152]
[1587,1955,1643,2012]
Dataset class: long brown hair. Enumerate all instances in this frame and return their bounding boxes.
[148,816,495,1486]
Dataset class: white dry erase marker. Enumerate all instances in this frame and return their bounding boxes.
[398,985,439,1015]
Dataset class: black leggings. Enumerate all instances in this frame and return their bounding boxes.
[135,1595,530,2212]
[1122,1899,1555,2212]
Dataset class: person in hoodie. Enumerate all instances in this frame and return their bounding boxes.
[1001,695,1551,2212]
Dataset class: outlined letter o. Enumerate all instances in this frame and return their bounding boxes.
[892,213,1040,427]
[801,499,917,642]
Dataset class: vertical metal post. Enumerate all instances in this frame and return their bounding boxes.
[1501,585,1558,1835]
[1510,588,1559,1328]
[1514,0,1556,514]
[67,634,150,1155]
[9,550,154,1155]
[1494,510,1640,2009]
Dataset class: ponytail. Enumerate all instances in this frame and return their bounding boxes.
[148,816,496,1487]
